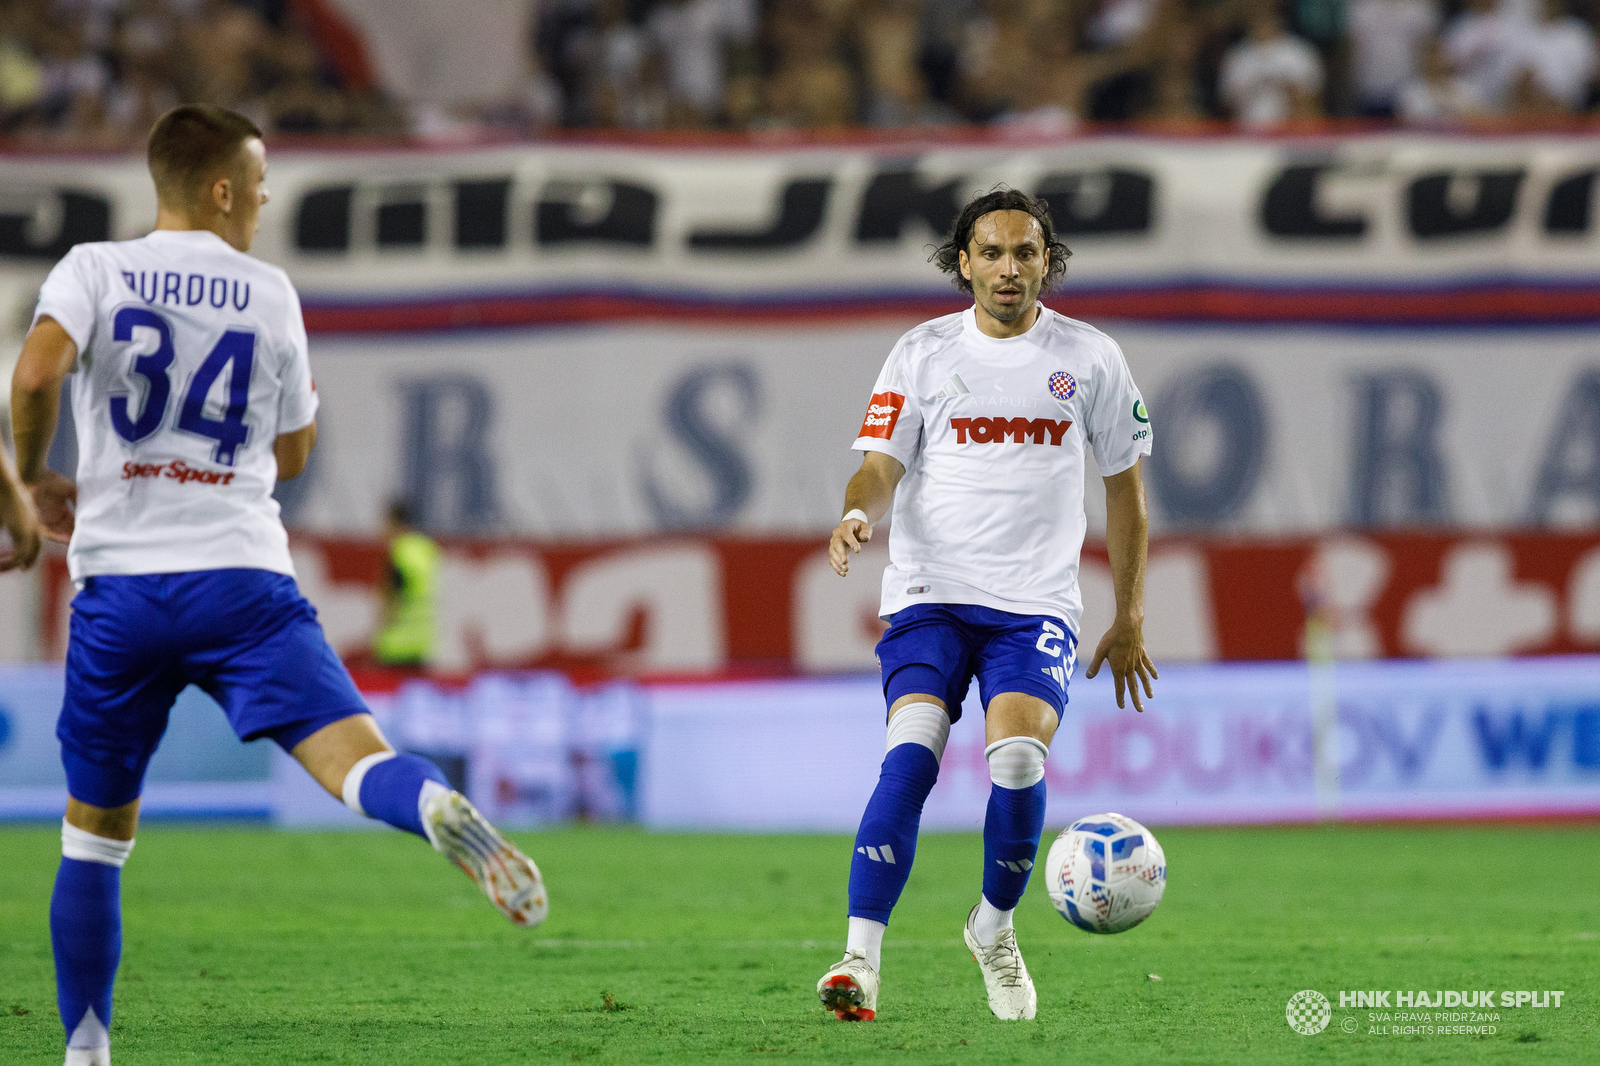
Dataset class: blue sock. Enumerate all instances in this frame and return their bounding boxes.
[848,743,941,925]
[356,753,448,839]
[982,780,1047,910]
[51,857,121,1049]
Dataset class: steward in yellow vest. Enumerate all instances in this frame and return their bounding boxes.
[374,500,439,667]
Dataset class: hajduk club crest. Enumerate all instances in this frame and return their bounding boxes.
[1048,371,1077,401]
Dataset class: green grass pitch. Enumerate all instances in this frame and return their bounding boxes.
[0,823,1595,1065]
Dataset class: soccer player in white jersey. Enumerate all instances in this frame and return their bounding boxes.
[8,105,547,1066]
[816,189,1157,1022]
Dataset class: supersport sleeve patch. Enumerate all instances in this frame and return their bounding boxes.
[858,391,905,439]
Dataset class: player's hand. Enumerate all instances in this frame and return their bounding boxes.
[829,518,872,576]
[29,470,77,544]
[0,480,43,571]
[1085,616,1158,712]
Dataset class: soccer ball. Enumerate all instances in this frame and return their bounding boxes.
[1044,812,1166,934]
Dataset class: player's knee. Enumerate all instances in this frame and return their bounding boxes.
[61,820,135,868]
[985,735,1048,789]
[885,701,951,761]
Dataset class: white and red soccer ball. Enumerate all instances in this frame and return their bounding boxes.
[1045,812,1166,934]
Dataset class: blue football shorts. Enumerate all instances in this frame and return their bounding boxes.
[875,602,1078,723]
[58,568,370,808]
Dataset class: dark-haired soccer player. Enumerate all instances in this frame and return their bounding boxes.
[817,189,1157,1022]
[10,105,547,1066]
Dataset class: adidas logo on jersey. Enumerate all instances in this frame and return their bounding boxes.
[938,374,971,397]
[856,845,897,864]
[950,416,1072,445]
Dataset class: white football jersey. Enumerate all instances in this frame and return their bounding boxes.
[32,230,317,581]
[853,305,1152,637]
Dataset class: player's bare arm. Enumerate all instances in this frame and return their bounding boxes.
[1085,459,1159,712]
[829,450,904,576]
[274,422,317,480]
[11,315,79,544]
[0,445,42,571]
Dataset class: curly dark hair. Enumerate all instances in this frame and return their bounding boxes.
[930,188,1071,295]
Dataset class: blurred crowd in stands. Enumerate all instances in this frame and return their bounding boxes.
[1,0,1596,144]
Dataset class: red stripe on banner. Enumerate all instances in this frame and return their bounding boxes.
[301,286,1600,333]
[35,530,1600,671]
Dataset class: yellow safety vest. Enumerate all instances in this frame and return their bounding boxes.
[374,531,439,665]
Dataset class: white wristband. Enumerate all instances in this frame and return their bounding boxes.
[841,509,869,526]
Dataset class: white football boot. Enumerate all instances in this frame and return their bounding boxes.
[423,788,548,928]
[963,905,1037,1020]
[817,950,880,1021]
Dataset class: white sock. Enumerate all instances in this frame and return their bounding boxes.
[846,916,885,970]
[972,895,1013,947]
[885,702,950,760]
[340,750,398,816]
[61,821,134,868]
[984,736,1049,789]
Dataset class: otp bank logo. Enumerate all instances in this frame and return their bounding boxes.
[859,392,905,439]
[951,417,1072,445]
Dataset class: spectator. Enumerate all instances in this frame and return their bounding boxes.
[104,0,180,137]
[1443,0,1516,110]
[856,0,950,127]
[105,56,180,140]
[957,0,1036,121]
[762,0,857,129]
[1505,0,1597,112]
[1087,0,1157,48]
[565,0,646,127]
[1220,0,1325,124]
[1397,32,1490,118]
[1143,12,1210,120]
[36,20,111,138]
[1088,0,1195,123]
[622,44,673,128]
[648,0,756,126]
[1347,0,1440,116]
[0,3,47,132]
[175,0,268,113]
[262,26,349,134]
[481,18,564,132]
[999,9,1097,132]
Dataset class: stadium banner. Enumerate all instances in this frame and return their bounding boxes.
[1,133,1598,326]
[641,658,1600,830]
[3,660,1596,827]
[0,667,273,820]
[244,321,1599,539]
[0,666,642,827]
[24,320,1592,541]
[13,527,1600,671]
